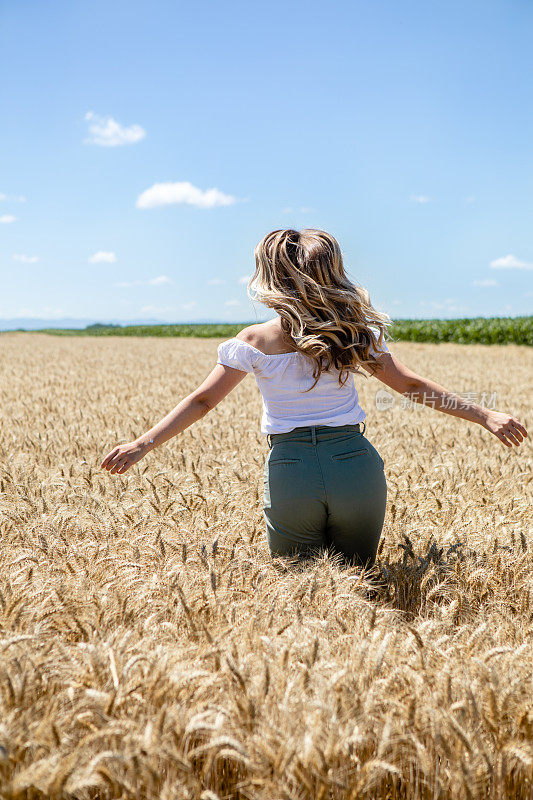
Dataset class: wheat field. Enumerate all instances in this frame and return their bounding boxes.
[0,333,531,800]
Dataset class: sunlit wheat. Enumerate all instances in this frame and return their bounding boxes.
[0,334,531,799]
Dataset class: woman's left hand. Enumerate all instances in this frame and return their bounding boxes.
[100,440,148,474]
[482,410,528,448]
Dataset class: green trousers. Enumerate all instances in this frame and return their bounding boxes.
[263,423,387,568]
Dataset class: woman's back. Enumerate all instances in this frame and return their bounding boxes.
[217,319,389,435]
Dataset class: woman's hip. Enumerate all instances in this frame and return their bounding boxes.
[263,423,387,565]
[264,423,386,503]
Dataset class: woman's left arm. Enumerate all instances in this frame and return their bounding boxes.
[101,363,247,474]
[363,351,528,448]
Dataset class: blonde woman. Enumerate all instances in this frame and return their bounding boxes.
[101,229,528,568]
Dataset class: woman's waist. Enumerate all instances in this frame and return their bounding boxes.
[267,423,366,448]
[261,401,366,435]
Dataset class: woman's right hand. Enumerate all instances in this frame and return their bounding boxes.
[100,440,149,474]
[482,410,528,448]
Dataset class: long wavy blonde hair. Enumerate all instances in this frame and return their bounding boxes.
[248,228,393,390]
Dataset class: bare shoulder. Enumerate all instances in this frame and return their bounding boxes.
[234,323,264,346]
[235,320,293,355]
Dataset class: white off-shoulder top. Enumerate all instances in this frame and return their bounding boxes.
[217,330,390,436]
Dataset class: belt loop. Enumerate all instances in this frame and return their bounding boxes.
[311,426,317,446]
[267,434,272,449]
[361,421,366,435]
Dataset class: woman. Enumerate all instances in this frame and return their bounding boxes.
[101,229,528,569]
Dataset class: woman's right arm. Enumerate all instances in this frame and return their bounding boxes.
[363,351,528,448]
[100,362,248,474]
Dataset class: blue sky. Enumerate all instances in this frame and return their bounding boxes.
[1,0,532,324]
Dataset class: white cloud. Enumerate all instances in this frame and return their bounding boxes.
[89,251,117,264]
[225,299,240,307]
[136,181,238,209]
[0,306,64,319]
[84,111,146,147]
[114,276,173,288]
[148,275,172,286]
[490,254,533,270]
[182,301,197,310]
[12,307,36,317]
[42,306,64,318]
[13,254,39,263]
[0,214,17,224]
[207,278,226,286]
[0,193,26,202]
[409,195,431,204]
[419,299,470,313]
[472,278,498,287]
[238,275,251,284]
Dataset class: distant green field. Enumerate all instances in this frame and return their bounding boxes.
[5,316,533,345]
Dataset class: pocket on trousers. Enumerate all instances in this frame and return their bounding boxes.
[263,456,302,511]
[331,447,369,461]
